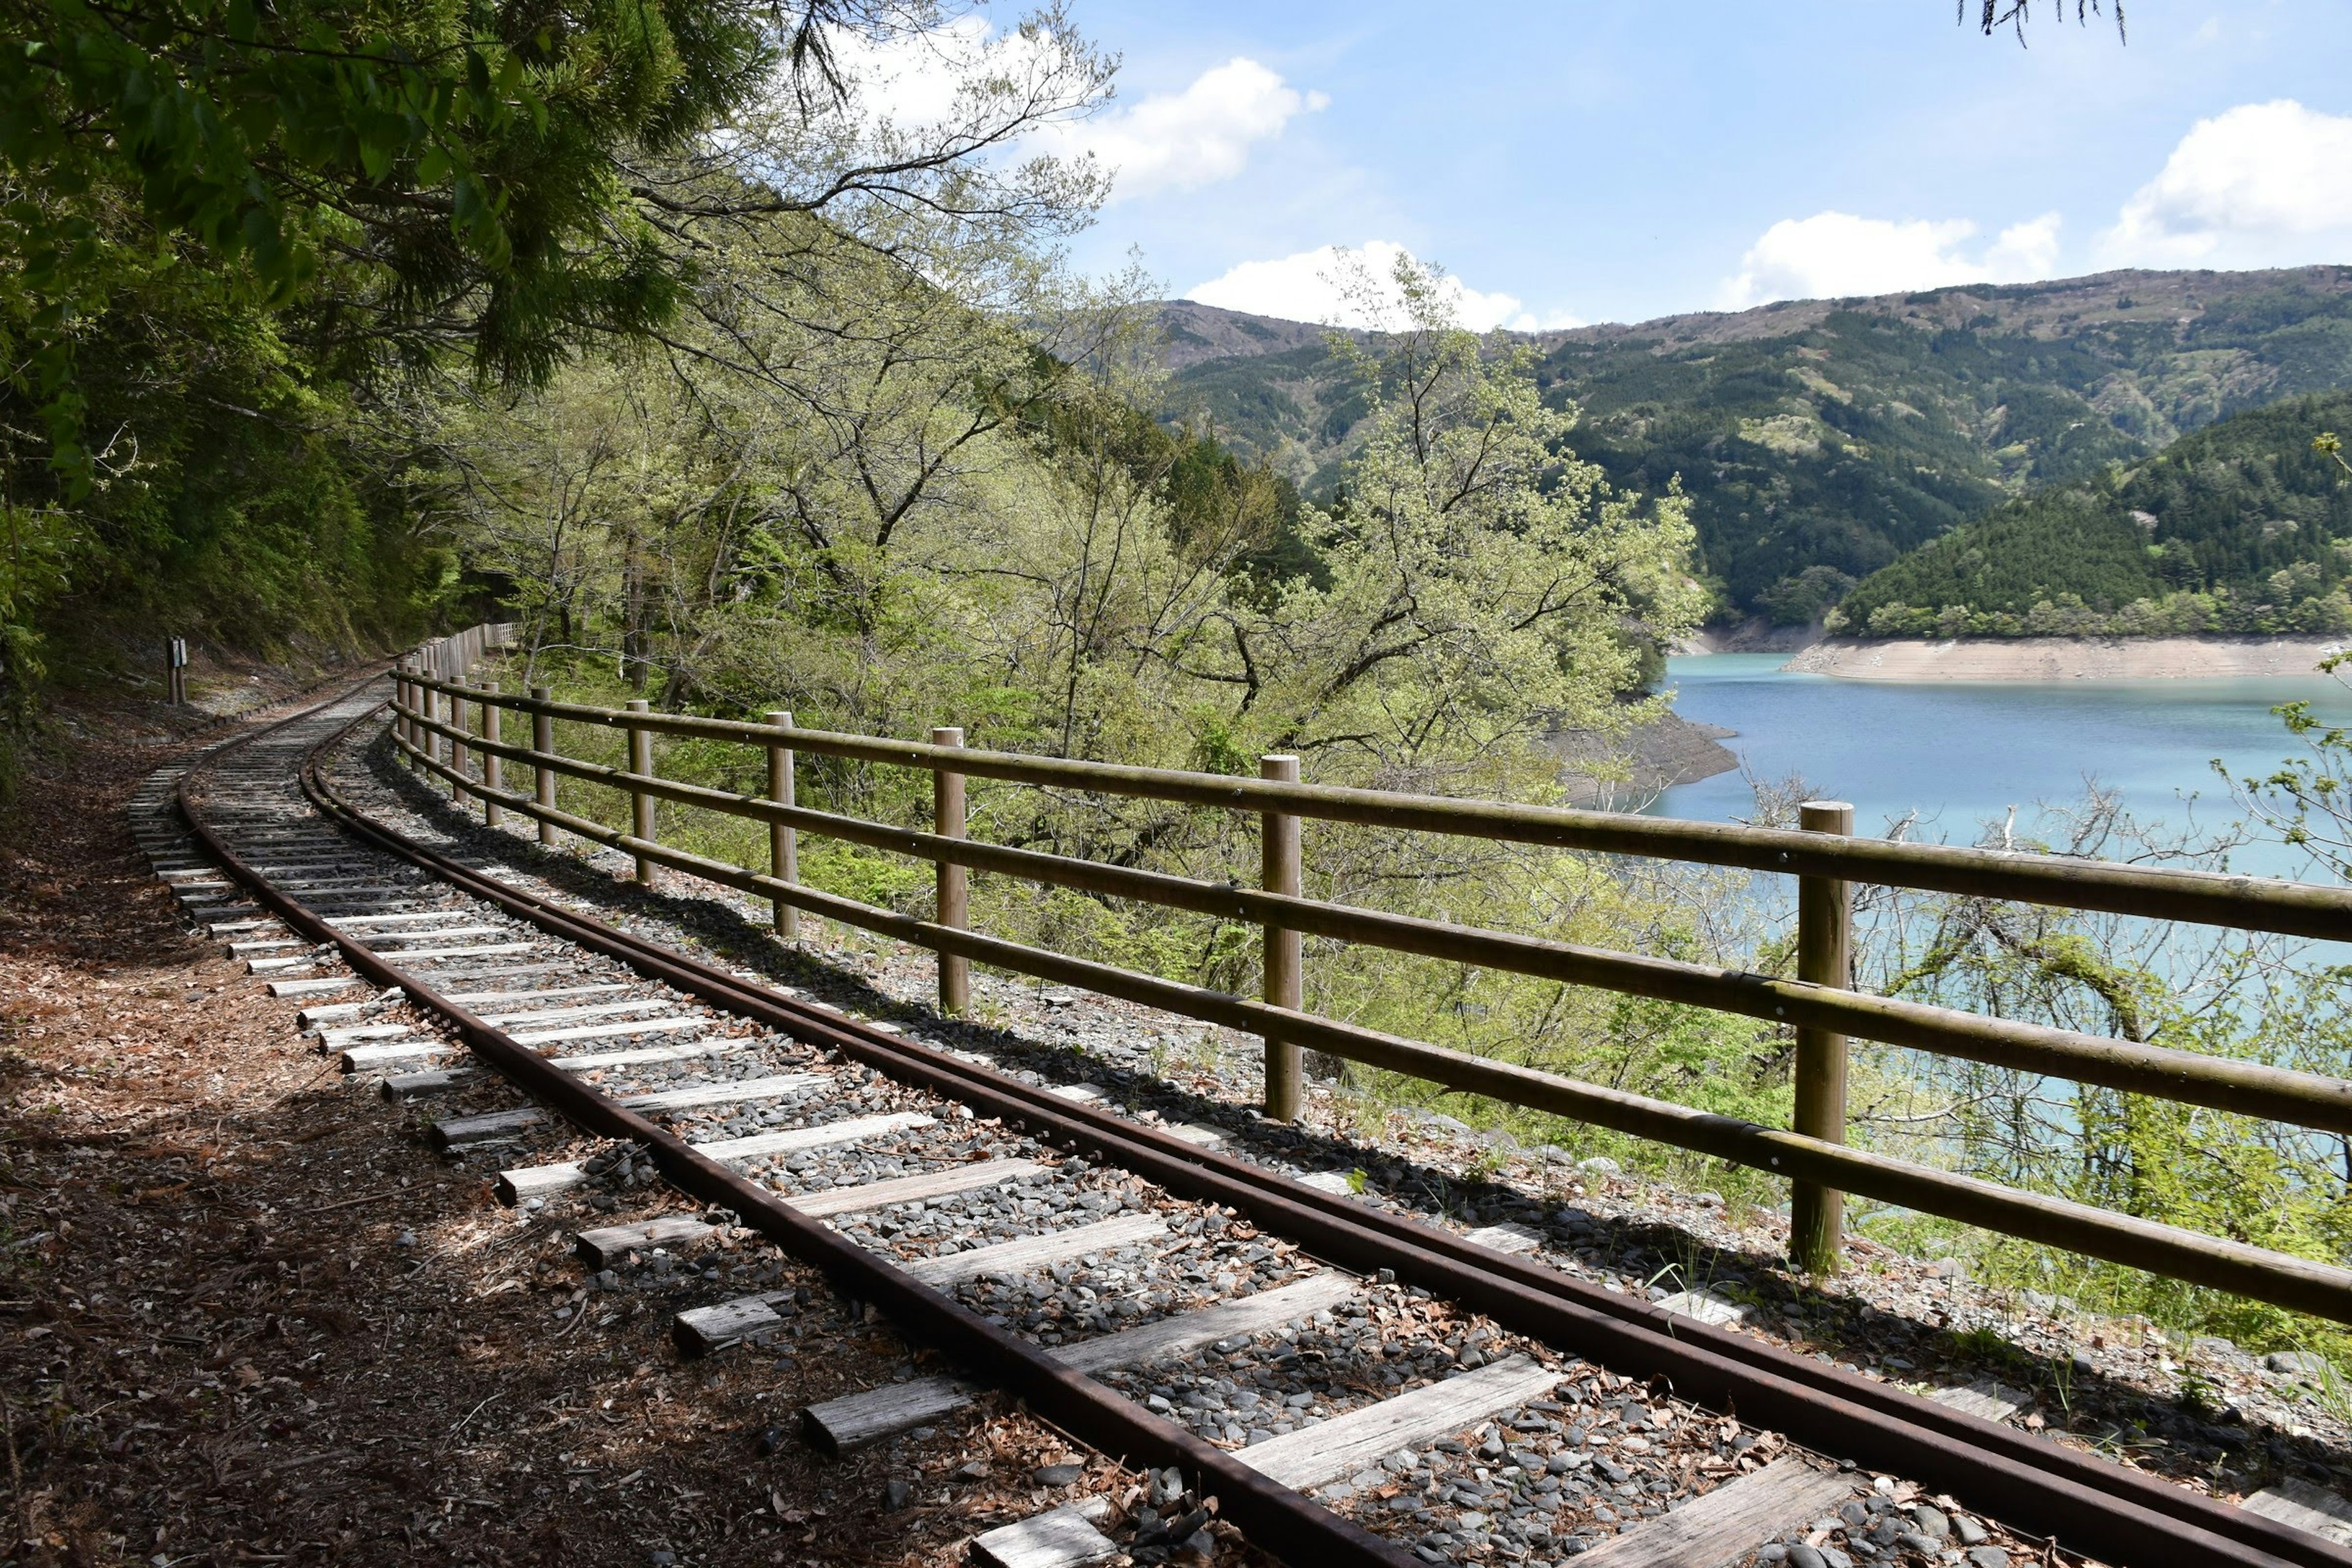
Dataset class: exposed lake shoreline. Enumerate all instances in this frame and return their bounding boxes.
[1553,711,1740,807]
[1782,635,2348,682]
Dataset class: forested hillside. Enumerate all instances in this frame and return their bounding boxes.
[1834,389,2352,637]
[1154,266,2352,620]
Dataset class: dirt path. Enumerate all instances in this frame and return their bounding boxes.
[0,698,1091,1568]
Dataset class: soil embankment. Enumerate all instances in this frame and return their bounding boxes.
[1784,635,2347,682]
[1674,617,1823,655]
[1553,711,1740,809]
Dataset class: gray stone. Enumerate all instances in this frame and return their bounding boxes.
[1575,1156,1621,1178]
[1953,1517,1989,1548]
[1786,1548,1826,1568]
[1032,1463,1085,1488]
[1966,1550,2010,1568]
[1909,1504,1949,1542]
[882,1478,914,1511]
[2263,1351,2335,1381]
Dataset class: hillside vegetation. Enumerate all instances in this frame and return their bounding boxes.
[1154,267,2352,620]
[1836,389,2352,637]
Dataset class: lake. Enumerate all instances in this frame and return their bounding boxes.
[1654,654,2352,874]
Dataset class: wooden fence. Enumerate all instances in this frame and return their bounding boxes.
[385,660,2352,1323]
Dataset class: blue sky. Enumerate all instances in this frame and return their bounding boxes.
[1022,1,2352,328]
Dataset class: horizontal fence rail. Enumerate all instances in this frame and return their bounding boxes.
[386,665,2352,1325]
[407,680,2352,940]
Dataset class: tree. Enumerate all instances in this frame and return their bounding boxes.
[1967,2,2124,43]
[0,0,1111,741]
[1205,250,1704,789]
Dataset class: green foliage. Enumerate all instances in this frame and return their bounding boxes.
[0,0,1109,765]
[0,0,809,733]
[1156,271,2352,620]
[1852,794,2352,1357]
[1758,565,1856,626]
[1838,388,2352,637]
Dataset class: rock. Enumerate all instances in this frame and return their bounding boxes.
[647,1553,674,1567]
[883,1478,914,1511]
[756,1425,787,1456]
[955,1461,990,1481]
[1032,1462,1086,1488]
[394,1230,416,1248]
[1953,1516,1989,1547]
[2190,1335,2239,1360]
[2263,1351,2335,1381]
[1909,1505,1949,1542]
[1787,1548,1827,1568]
[1966,1549,2010,1568]
[1576,1156,1621,1178]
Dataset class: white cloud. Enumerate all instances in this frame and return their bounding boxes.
[1185,240,1580,331]
[1719,211,2065,309]
[831,17,1019,129]
[1030,59,1326,203]
[2104,100,2352,268]
[1985,211,2064,279]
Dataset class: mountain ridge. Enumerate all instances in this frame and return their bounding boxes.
[1151,265,2352,620]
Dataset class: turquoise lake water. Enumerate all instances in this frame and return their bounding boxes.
[1653,654,2352,878]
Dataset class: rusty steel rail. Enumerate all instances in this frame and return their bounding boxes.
[404,671,2352,941]
[212,676,2352,1568]
[178,694,1423,1568]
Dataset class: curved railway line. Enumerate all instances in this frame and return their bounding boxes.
[129,671,2352,1568]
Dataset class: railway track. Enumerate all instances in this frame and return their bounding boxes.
[129,671,2352,1568]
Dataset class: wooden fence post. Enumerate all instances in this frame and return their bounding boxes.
[1790,798,1856,1275]
[766,710,799,941]
[531,687,557,846]
[1261,753,1303,1121]
[449,686,471,806]
[480,682,502,827]
[625,699,656,887]
[933,727,970,1014]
